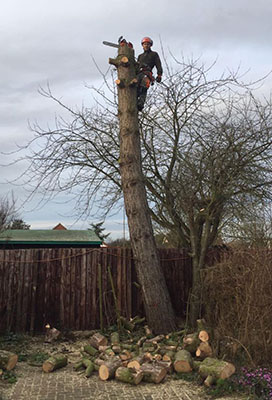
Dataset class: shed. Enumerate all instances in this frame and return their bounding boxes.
[0,229,102,249]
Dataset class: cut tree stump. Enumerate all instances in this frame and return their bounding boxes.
[99,358,122,380]
[141,363,167,384]
[198,357,236,385]
[174,350,193,373]
[0,350,18,371]
[89,332,108,349]
[115,366,144,385]
[42,355,68,373]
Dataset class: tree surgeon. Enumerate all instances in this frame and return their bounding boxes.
[136,37,163,111]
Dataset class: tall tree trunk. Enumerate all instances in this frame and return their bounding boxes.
[109,41,176,334]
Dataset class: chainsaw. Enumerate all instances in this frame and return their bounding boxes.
[103,36,133,48]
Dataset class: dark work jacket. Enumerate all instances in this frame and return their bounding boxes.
[137,49,163,76]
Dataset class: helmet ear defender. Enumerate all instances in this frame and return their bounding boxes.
[141,37,153,46]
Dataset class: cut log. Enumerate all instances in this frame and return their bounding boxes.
[155,360,173,373]
[110,332,120,346]
[83,344,98,357]
[115,366,144,385]
[73,361,84,371]
[130,316,145,326]
[44,326,61,343]
[137,336,147,347]
[142,343,156,353]
[204,375,216,387]
[198,330,209,343]
[82,359,95,377]
[198,357,236,381]
[89,332,108,349]
[162,350,175,362]
[120,316,135,331]
[174,350,193,373]
[99,358,122,380]
[0,350,18,371]
[94,358,105,366]
[127,355,145,370]
[196,342,213,359]
[141,363,167,384]
[112,345,122,354]
[182,332,200,353]
[42,355,68,373]
[143,352,153,362]
[119,350,132,361]
[153,354,162,361]
[146,334,165,344]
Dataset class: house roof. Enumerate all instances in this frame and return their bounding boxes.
[0,229,102,248]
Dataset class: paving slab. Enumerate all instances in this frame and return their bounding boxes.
[0,362,248,400]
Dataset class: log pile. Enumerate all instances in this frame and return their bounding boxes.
[72,318,235,387]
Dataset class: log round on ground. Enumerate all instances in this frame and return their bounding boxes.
[198,357,236,382]
[174,350,193,373]
[99,358,122,380]
[0,350,18,371]
[89,332,108,349]
[140,363,167,384]
[115,366,144,385]
[42,355,68,373]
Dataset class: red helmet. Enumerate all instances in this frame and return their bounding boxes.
[141,37,153,46]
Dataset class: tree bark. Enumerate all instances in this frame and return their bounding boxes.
[115,366,144,385]
[99,358,122,380]
[140,363,167,383]
[197,357,236,383]
[173,350,193,373]
[109,41,176,334]
[89,332,108,349]
[42,355,67,373]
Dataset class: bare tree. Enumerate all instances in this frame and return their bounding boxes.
[20,55,272,326]
[0,196,16,232]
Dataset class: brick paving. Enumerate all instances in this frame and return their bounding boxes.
[0,361,210,400]
[0,361,249,400]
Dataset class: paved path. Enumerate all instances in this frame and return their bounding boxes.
[0,362,247,400]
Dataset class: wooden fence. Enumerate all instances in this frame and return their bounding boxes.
[0,247,192,333]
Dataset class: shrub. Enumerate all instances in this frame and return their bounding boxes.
[203,247,272,365]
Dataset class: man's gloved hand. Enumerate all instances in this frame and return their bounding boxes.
[156,75,162,83]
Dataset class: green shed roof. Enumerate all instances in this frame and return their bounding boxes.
[0,229,102,247]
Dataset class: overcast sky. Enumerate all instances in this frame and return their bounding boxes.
[1,0,272,238]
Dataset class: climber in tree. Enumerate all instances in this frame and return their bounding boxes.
[136,37,163,111]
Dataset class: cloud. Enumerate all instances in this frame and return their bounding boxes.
[1,0,272,233]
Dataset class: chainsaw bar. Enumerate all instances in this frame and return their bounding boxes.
[102,41,119,48]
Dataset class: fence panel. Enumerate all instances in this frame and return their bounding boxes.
[0,247,192,333]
